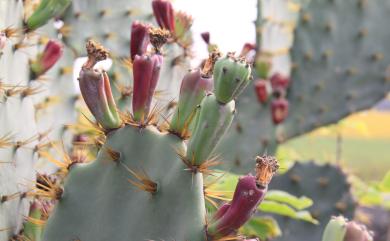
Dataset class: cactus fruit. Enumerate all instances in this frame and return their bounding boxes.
[25,0,71,32]
[152,0,175,33]
[271,97,289,125]
[78,40,122,130]
[30,40,64,79]
[130,21,150,61]
[41,29,275,239]
[169,51,219,138]
[254,79,269,104]
[268,162,356,241]
[322,216,374,241]
[217,0,390,173]
[207,156,279,239]
[213,53,252,104]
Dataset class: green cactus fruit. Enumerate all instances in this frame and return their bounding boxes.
[26,0,71,31]
[186,93,235,166]
[322,216,348,241]
[213,53,252,104]
[169,51,220,138]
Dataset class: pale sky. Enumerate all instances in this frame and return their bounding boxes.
[174,0,258,61]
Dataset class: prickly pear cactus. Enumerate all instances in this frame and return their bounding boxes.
[218,0,390,173]
[40,25,277,239]
[0,0,68,240]
[268,162,356,241]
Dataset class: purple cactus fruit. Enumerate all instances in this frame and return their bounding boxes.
[79,40,121,129]
[132,54,163,123]
[345,221,373,241]
[31,40,63,78]
[152,0,175,32]
[208,156,279,238]
[130,21,150,61]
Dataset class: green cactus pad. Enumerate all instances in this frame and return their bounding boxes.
[268,162,356,241]
[43,125,206,241]
[217,0,390,173]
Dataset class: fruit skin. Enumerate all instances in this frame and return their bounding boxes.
[79,68,122,129]
[132,54,163,123]
[270,73,290,93]
[130,21,150,61]
[322,216,348,241]
[169,68,213,137]
[186,93,235,165]
[213,54,252,104]
[152,0,175,32]
[208,175,267,238]
[30,40,63,78]
[271,97,289,124]
[254,79,269,104]
[26,0,71,31]
[322,216,373,241]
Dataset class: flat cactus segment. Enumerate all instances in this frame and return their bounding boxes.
[0,1,40,239]
[283,0,390,139]
[60,0,152,55]
[43,126,206,241]
[268,162,356,241]
[217,0,390,173]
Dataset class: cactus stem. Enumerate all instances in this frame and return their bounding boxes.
[121,162,157,194]
[21,86,43,98]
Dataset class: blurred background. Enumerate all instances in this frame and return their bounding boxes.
[175,0,390,181]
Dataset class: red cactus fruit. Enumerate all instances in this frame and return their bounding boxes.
[208,156,279,238]
[31,40,63,78]
[270,72,290,91]
[254,79,269,104]
[271,97,289,124]
[152,0,175,32]
[130,21,150,61]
